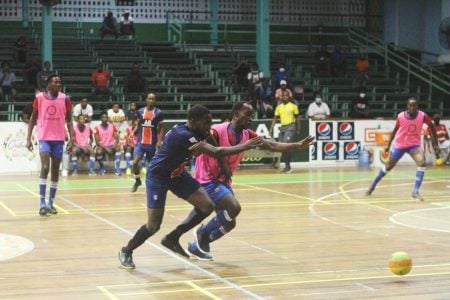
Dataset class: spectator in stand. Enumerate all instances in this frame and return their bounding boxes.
[273,63,291,89]
[232,57,251,92]
[275,80,293,105]
[349,87,370,119]
[354,53,369,87]
[330,45,346,77]
[100,11,118,39]
[73,98,94,123]
[0,61,16,101]
[120,10,135,38]
[13,34,29,63]
[314,45,330,76]
[91,63,112,98]
[125,101,139,123]
[108,103,126,128]
[426,113,450,165]
[36,61,53,93]
[23,57,41,89]
[255,79,274,118]
[123,63,146,95]
[307,91,330,120]
[247,63,264,101]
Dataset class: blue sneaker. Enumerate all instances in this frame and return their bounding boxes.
[114,171,121,176]
[99,168,106,176]
[187,242,213,261]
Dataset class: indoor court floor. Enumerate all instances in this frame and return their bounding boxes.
[1,165,449,299]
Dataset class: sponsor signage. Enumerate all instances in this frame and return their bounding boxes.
[322,142,339,160]
[338,121,354,140]
[316,122,333,141]
[310,142,317,160]
[343,141,360,160]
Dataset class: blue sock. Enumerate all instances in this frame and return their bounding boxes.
[115,152,121,173]
[125,152,132,168]
[201,210,233,243]
[39,178,46,207]
[370,166,387,190]
[413,167,425,193]
[71,157,78,171]
[89,156,95,172]
[48,181,58,208]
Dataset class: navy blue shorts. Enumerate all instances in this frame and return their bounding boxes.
[39,141,64,159]
[145,169,201,208]
[390,145,421,160]
[133,143,155,159]
[202,180,234,207]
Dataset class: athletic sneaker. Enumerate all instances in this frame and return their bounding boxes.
[412,192,424,201]
[281,167,292,174]
[71,170,78,176]
[131,181,142,193]
[161,235,190,258]
[115,171,121,176]
[126,168,132,176]
[195,225,210,253]
[118,248,135,269]
[187,242,213,261]
[39,207,47,216]
[89,170,96,176]
[99,168,106,176]
[46,206,58,215]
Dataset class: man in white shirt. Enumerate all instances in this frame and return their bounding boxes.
[73,98,93,123]
[307,91,331,120]
[107,103,126,126]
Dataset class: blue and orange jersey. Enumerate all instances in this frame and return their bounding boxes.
[148,123,207,179]
[136,107,163,146]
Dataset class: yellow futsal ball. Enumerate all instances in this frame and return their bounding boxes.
[388,251,412,275]
[435,158,444,166]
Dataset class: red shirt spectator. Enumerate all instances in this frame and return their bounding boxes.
[91,63,111,87]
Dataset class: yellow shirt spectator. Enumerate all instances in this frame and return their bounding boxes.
[274,102,299,126]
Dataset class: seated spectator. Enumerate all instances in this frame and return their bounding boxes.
[232,57,250,92]
[247,63,264,100]
[125,101,138,123]
[273,63,290,89]
[354,53,369,87]
[255,79,274,118]
[120,10,135,38]
[0,61,17,101]
[100,11,118,39]
[13,35,29,63]
[23,57,41,89]
[275,80,293,105]
[123,63,146,95]
[73,98,94,123]
[426,113,450,165]
[349,87,370,119]
[314,45,330,76]
[330,45,346,77]
[307,91,330,120]
[107,103,126,126]
[91,63,112,98]
[36,61,53,92]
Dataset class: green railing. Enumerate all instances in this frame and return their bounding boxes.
[348,27,450,99]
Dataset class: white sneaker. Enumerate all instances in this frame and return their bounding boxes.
[61,169,68,177]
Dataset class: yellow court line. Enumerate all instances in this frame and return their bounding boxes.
[17,184,70,215]
[97,286,119,300]
[184,281,222,300]
[237,183,316,202]
[0,201,17,217]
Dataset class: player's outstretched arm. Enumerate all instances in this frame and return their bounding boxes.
[261,135,315,152]
[189,136,263,158]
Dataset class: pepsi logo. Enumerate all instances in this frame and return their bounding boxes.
[317,123,331,136]
[345,142,359,155]
[339,122,353,136]
[323,142,337,155]
[380,149,390,164]
[310,144,316,155]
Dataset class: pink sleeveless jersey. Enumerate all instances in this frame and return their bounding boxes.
[393,111,425,148]
[74,125,91,147]
[34,92,71,141]
[95,123,116,147]
[194,122,250,185]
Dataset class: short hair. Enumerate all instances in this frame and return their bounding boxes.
[100,111,108,117]
[1,61,10,68]
[46,74,60,83]
[313,90,321,97]
[232,101,251,116]
[187,105,210,121]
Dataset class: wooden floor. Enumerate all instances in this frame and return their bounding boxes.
[1,165,449,299]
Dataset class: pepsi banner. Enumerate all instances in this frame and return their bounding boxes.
[343,141,360,160]
[338,122,355,140]
[310,142,317,160]
[322,142,339,160]
[316,122,333,141]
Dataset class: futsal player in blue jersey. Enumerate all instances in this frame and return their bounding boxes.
[118,105,263,269]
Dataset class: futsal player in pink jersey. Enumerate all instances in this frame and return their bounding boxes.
[71,115,95,176]
[367,97,440,201]
[26,74,74,216]
[163,101,315,260]
[94,111,121,176]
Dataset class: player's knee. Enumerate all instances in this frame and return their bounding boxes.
[223,219,237,232]
[227,202,241,219]
[41,164,50,175]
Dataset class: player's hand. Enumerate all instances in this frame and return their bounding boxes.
[244,136,264,150]
[188,141,207,155]
[66,140,74,153]
[295,135,315,149]
[26,139,33,152]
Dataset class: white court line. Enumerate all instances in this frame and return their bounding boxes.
[57,196,265,300]
[389,206,450,234]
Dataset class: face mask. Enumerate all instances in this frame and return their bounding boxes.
[315,98,322,104]
[279,68,285,72]
[360,93,366,98]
